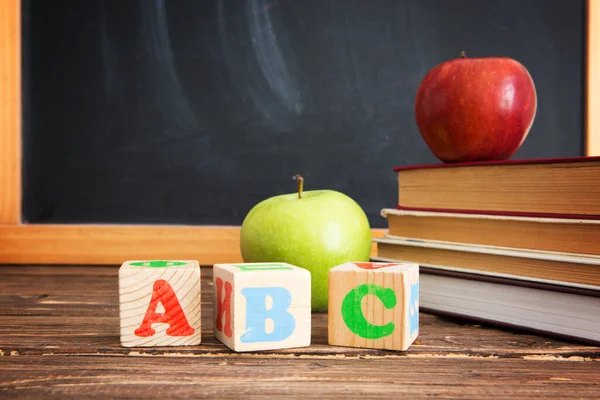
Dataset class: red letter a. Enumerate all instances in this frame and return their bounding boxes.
[215,277,232,338]
[134,279,195,337]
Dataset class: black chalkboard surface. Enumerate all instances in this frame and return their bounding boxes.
[22,0,585,228]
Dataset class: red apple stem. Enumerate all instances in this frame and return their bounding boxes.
[294,174,304,199]
[460,51,467,58]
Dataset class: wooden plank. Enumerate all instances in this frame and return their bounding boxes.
[0,0,21,224]
[1,356,599,399]
[0,225,243,265]
[0,225,384,265]
[587,0,600,156]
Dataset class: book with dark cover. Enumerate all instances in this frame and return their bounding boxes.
[394,156,600,219]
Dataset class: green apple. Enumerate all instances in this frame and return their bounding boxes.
[240,175,372,311]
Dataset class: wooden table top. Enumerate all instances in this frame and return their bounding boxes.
[1,265,599,398]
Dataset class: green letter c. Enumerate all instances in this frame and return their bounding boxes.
[341,284,396,339]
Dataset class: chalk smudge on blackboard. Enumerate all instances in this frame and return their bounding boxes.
[140,0,200,134]
[341,8,375,121]
[217,0,304,129]
[247,0,304,115]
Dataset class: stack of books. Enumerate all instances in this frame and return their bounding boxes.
[373,156,600,344]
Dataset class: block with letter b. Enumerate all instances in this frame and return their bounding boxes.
[328,262,419,351]
[213,262,311,352]
[119,260,201,347]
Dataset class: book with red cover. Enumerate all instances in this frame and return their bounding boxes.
[393,156,600,219]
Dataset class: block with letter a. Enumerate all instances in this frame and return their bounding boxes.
[328,262,419,351]
[119,260,201,347]
[213,262,311,352]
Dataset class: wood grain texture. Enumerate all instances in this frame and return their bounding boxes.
[119,260,201,347]
[0,0,21,224]
[328,262,419,351]
[1,356,600,399]
[0,225,384,265]
[0,266,599,398]
[587,0,600,156]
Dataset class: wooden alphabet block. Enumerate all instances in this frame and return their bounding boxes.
[213,262,311,352]
[328,262,419,351]
[119,260,201,347]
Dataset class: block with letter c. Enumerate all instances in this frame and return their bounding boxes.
[328,262,419,351]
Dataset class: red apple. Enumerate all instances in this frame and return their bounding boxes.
[414,52,537,163]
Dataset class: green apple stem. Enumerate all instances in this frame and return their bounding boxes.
[295,174,304,199]
[460,51,467,58]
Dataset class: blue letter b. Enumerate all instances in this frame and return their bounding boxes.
[240,287,295,343]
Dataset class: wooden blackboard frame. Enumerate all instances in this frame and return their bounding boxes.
[0,0,597,264]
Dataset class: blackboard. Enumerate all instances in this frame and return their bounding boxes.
[22,0,586,228]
